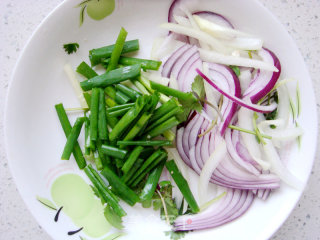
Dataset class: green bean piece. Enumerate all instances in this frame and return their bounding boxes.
[90,88,100,142]
[145,116,180,139]
[83,92,91,107]
[84,166,126,217]
[101,145,128,159]
[117,140,172,147]
[123,113,152,141]
[149,98,178,124]
[121,146,144,174]
[84,116,90,155]
[80,65,141,91]
[140,161,165,201]
[76,61,98,79]
[55,103,86,169]
[128,149,163,185]
[104,57,162,71]
[150,81,197,102]
[106,107,131,118]
[122,158,144,184]
[98,88,108,140]
[115,84,141,101]
[101,166,140,206]
[115,91,131,104]
[130,152,167,187]
[109,96,146,141]
[61,117,85,160]
[89,39,139,66]
[166,160,199,213]
[107,27,128,72]
[106,103,135,112]
[145,106,183,132]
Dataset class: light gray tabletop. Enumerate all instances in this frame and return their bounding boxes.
[0,0,319,239]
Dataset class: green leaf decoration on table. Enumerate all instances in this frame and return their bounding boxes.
[77,0,115,26]
[36,196,57,210]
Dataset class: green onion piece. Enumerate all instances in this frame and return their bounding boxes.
[55,103,86,169]
[105,86,117,100]
[122,113,152,141]
[80,65,141,91]
[121,146,144,174]
[115,84,141,101]
[84,165,126,217]
[107,27,128,72]
[117,140,172,147]
[130,152,167,187]
[84,116,91,155]
[89,39,139,66]
[139,161,165,201]
[106,103,135,112]
[61,117,85,160]
[104,57,162,71]
[83,92,91,107]
[139,76,170,103]
[122,158,144,183]
[98,88,108,140]
[115,91,131,104]
[109,96,146,141]
[149,99,178,124]
[93,149,103,170]
[107,107,131,118]
[76,61,98,79]
[145,116,180,138]
[101,145,127,159]
[90,88,100,142]
[101,166,140,206]
[166,160,199,213]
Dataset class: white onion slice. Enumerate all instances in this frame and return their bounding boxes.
[199,48,279,72]
[64,64,88,109]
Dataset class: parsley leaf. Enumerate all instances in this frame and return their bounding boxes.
[63,43,80,54]
[104,205,124,230]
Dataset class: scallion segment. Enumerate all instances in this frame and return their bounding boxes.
[117,140,172,147]
[76,61,98,79]
[55,103,86,169]
[166,160,199,213]
[104,57,162,71]
[101,145,128,159]
[89,88,100,142]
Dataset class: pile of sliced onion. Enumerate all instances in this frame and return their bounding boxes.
[152,0,303,232]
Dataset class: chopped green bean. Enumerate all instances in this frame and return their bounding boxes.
[55,103,86,169]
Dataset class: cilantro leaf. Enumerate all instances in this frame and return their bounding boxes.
[63,43,80,54]
[164,230,188,240]
[104,205,124,230]
[191,75,205,102]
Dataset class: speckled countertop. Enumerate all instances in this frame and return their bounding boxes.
[0,0,319,239]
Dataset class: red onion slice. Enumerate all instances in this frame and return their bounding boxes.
[196,68,277,113]
[243,48,281,103]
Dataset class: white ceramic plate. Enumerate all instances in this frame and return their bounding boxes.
[5,0,317,239]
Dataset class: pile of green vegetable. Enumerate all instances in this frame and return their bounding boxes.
[56,28,200,232]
